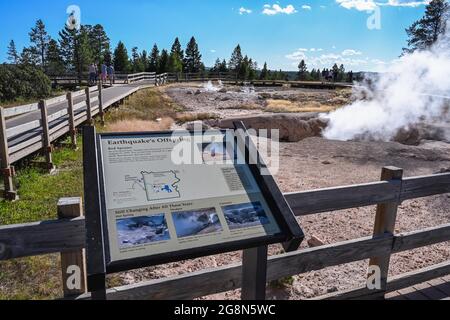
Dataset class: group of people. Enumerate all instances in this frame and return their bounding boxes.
[89,63,115,85]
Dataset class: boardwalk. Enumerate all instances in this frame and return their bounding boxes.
[386,276,450,300]
[5,82,153,151]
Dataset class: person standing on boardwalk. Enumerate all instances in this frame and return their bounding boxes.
[107,64,115,85]
[101,63,107,83]
[89,63,96,85]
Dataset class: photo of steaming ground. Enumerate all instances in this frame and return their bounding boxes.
[172,208,223,238]
[117,215,170,249]
[222,202,270,230]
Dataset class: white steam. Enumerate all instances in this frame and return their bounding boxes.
[322,22,450,142]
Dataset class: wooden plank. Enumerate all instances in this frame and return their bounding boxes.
[75,235,392,300]
[6,119,41,139]
[85,88,92,125]
[413,282,447,300]
[369,167,403,292]
[9,140,44,163]
[8,133,42,155]
[284,180,400,216]
[0,218,85,260]
[387,260,450,292]
[398,287,429,300]
[67,92,77,149]
[400,173,450,201]
[58,198,87,298]
[0,107,18,200]
[39,100,55,171]
[48,108,68,123]
[45,95,67,106]
[427,278,450,296]
[241,246,268,300]
[4,103,39,118]
[392,223,450,253]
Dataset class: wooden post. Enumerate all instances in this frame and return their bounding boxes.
[368,166,403,297]
[67,92,77,150]
[85,87,93,126]
[241,246,268,300]
[58,197,87,298]
[39,100,55,173]
[0,107,18,201]
[98,84,104,126]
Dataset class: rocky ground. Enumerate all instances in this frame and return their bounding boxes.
[116,83,450,300]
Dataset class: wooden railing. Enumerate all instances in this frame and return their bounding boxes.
[0,72,169,200]
[0,167,448,300]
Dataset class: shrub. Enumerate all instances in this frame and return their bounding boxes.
[0,64,51,102]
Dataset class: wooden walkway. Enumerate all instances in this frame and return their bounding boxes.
[386,276,450,300]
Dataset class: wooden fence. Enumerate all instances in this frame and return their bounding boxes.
[0,73,168,200]
[166,72,351,89]
[0,167,448,300]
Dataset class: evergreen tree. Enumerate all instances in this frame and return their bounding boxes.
[297,59,308,80]
[219,59,228,73]
[88,24,110,64]
[20,47,40,66]
[131,47,145,72]
[29,19,50,69]
[331,63,340,82]
[229,44,243,73]
[170,37,184,72]
[149,44,160,72]
[260,62,269,80]
[7,40,20,64]
[59,25,93,81]
[404,0,449,53]
[184,37,202,73]
[103,49,113,66]
[113,41,130,72]
[141,50,149,71]
[158,49,170,73]
[338,64,346,82]
[46,39,65,75]
[211,58,222,73]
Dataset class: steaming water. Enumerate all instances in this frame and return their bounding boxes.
[322,20,450,142]
[203,80,222,92]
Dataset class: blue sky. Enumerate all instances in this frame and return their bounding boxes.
[0,0,431,71]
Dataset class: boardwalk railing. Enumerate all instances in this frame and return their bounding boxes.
[0,167,448,300]
[0,73,168,200]
[167,72,351,89]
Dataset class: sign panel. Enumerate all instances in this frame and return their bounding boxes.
[97,130,286,266]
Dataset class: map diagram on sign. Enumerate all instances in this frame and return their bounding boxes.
[133,171,181,202]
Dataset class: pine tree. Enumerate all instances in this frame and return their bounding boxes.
[103,50,113,66]
[338,64,346,82]
[131,47,144,72]
[113,41,130,72]
[88,24,110,64]
[46,39,65,75]
[219,59,228,73]
[59,25,93,81]
[171,37,184,58]
[229,44,243,73]
[7,40,20,64]
[211,58,222,73]
[404,0,449,53]
[158,49,170,73]
[149,44,160,72]
[29,19,51,69]
[260,62,269,80]
[141,50,148,71]
[184,37,202,73]
[20,47,40,66]
[332,63,340,82]
[297,60,308,80]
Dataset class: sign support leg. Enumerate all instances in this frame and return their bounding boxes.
[241,245,268,300]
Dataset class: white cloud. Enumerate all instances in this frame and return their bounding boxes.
[302,5,312,10]
[286,47,387,70]
[239,7,252,15]
[342,49,363,56]
[336,0,430,11]
[262,4,297,15]
[210,49,217,53]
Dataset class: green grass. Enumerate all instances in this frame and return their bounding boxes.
[0,137,83,226]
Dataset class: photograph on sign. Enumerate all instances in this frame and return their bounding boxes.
[98,130,283,264]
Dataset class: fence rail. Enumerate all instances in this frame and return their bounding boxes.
[0,73,168,200]
[0,167,448,300]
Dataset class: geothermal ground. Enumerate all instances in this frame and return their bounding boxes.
[116,83,450,300]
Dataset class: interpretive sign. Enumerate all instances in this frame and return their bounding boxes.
[83,125,303,291]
